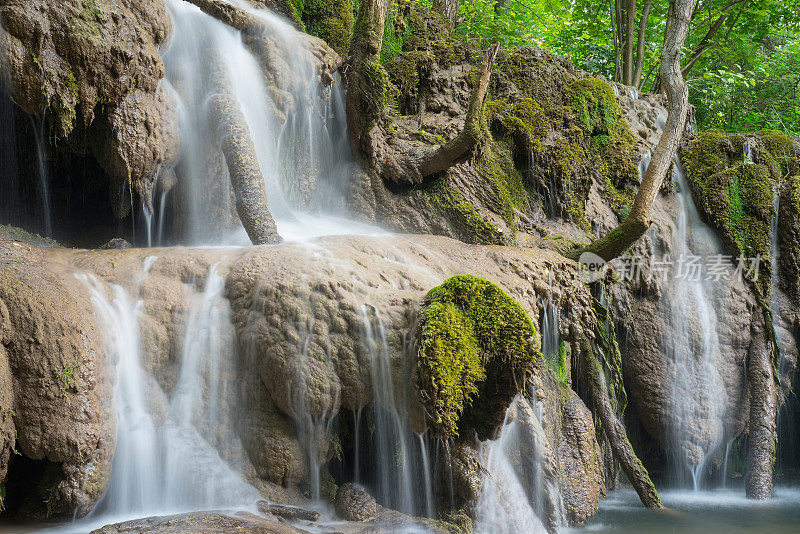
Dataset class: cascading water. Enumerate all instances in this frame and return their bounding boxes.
[162,0,376,246]
[358,305,434,518]
[474,395,554,534]
[30,114,52,238]
[638,150,652,181]
[77,260,259,527]
[664,158,727,489]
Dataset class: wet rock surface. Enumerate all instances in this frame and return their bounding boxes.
[335,483,378,522]
[90,511,307,533]
[0,238,115,516]
[0,0,177,208]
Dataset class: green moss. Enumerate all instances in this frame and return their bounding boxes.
[437,509,474,534]
[571,78,638,216]
[417,275,540,438]
[292,0,353,56]
[360,60,389,129]
[681,130,783,295]
[0,224,59,247]
[426,181,512,245]
[385,50,434,112]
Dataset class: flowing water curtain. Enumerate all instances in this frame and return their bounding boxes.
[665,159,727,488]
[79,261,258,522]
[161,0,355,246]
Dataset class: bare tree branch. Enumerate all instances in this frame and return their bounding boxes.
[577,0,696,262]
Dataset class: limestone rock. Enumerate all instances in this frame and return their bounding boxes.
[91,511,306,533]
[557,389,604,525]
[335,483,379,522]
[0,238,115,516]
[0,0,176,213]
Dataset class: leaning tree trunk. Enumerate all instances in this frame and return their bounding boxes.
[584,345,662,509]
[345,0,498,187]
[746,320,778,499]
[207,52,280,245]
[433,0,459,30]
[577,0,696,262]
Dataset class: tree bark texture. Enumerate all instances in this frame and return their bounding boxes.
[581,0,696,262]
[584,345,662,509]
[746,320,777,499]
[207,52,280,245]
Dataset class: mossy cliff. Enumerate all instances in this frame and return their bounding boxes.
[680,130,800,297]
[372,9,642,245]
[415,274,540,439]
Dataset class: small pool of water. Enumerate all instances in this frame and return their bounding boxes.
[570,488,800,533]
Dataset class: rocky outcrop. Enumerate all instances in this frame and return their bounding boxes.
[0,0,178,212]
[557,389,604,524]
[91,511,307,534]
[0,233,607,523]
[0,238,115,517]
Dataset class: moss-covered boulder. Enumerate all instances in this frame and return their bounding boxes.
[415,275,540,439]
[680,130,800,296]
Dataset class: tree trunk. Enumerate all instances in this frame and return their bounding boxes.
[623,0,637,85]
[433,0,459,30]
[584,345,662,508]
[633,0,653,87]
[577,0,696,262]
[381,43,500,185]
[345,0,498,187]
[207,52,280,245]
[746,317,777,499]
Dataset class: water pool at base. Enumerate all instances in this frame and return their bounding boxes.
[571,488,800,533]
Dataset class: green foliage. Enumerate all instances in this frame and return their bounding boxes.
[57,365,78,406]
[417,275,539,438]
[292,0,354,56]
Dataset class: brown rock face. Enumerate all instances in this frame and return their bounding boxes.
[557,389,604,525]
[0,0,178,212]
[0,239,115,516]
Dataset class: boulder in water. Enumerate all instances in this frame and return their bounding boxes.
[335,483,379,522]
[90,511,306,533]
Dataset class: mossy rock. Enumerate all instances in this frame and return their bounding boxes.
[680,130,797,296]
[415,275,540,439]
[292,0,353,56]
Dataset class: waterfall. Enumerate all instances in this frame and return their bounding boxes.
[541,299,563,379]
[639,150,652,180]
[743,139,754,163]
[665,157,727,488]
[30,114,52,238]
[162,0,377,246]
[78,261,258,525]
[474,396,552,534]
[358,305,433,517]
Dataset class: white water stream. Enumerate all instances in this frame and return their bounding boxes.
[70,260,260,530]
[664,158,727,488]
[162,0,382,246]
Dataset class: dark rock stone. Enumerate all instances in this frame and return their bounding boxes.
[99,238,133,250]
[257,501,320,522]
